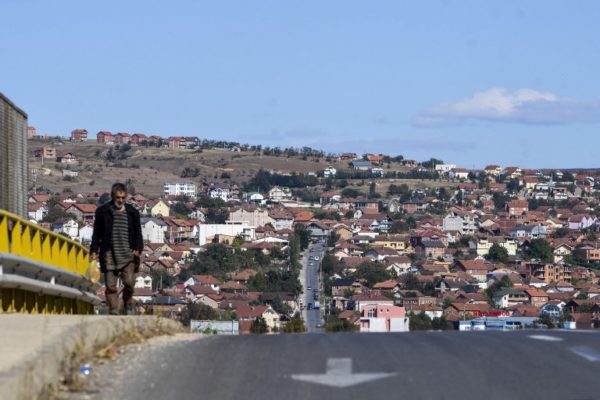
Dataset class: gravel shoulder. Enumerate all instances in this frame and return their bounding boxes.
[54,333,204,400]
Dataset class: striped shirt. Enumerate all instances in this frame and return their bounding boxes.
[105,206,132,270]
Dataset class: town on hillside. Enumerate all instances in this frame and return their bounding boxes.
[25,128,600,333]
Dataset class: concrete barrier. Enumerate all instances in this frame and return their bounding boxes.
[0,314,184,400]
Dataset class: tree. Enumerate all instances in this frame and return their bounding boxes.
[321,254,340,276]
[399,273,421,291]
[205,207,228,224]
[492,193,510,211]
[369,181,377,198]
[485,275,513,301]
[42,207,77,223]
[552,228,569,238]
[421,158,444,169]
[341,187,364,198]
[294,224,310,250]
[354,262,391,287]
[181,303,220,326]
[250,316,269,334]
[536,315,555,329]
[486,243,509,264]
[409,312,432,330]
[172,202,192,216]
[149,268,175,291]
[327,231,340,248]
[390,219,410,233]
[388,184,410,196]
[525,239,554,263]
[325,313,358,332]
[284,312,307,333]
[431,316,453,330]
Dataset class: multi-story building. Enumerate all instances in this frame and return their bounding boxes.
[573,245,600,262]
[70,129,88,142]
[506,200,529,216]
[525,263,572,284]
[0,92,28,217]
[360,305,409,333]
[115,132,131,144]
[34,146,57,159]
[130,133,147,145]
[27,126,36,139]
[168,136,186,149]
[476,237,517,257]
[164,182,197,198]
[229,205,275,227]
[443,209,478,235]
[141,217,168,243]
[96,131,114,144]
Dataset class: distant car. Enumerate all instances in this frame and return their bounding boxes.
[307,303,313,310]
[313,293,319,301]
[307,286,312,290]
[316,323,323,329]
[314,256,319,261]
[309,262,313,266]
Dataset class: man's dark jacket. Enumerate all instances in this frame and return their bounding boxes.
[90,202,143,273]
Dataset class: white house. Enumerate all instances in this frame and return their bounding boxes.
[52,219,79,239]
[141,218,168,243]
[27,203,48,222]
[323,166,337,178]
[229,206,275,227]
[568,215,597,231]
[268,186,292,202]
[476,237,517,257]
[510,224,547,239]
[244,192,265,204]
[77,224,94,244]
[209,187,230,202]
[164,182,197,198]
[198,222,255,245]
[135,273,153,289]
[435,164,457,174]
[449,168,469,180]
[370,167,385,177]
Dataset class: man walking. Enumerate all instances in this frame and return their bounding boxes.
[91,183,143,315]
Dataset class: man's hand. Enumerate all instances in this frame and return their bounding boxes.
[90,252,98,261]
[132,250,141,257]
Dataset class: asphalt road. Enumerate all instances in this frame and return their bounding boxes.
[301,241,325,333]
[90,330,600,400]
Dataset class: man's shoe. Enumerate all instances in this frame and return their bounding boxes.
[124,303,135,316]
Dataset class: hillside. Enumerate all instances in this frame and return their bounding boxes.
[27,139,454,197]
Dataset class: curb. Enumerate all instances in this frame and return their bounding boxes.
[0,316,184,400]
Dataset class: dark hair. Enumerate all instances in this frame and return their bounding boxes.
[111,182,127,197]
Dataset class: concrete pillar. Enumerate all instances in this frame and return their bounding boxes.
[0,92,28,218]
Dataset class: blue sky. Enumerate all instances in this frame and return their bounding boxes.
[2,0,600,168]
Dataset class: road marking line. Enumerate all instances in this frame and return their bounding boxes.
[570,346,600,362]
[528,335,564,342]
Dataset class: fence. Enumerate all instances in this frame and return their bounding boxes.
[0,208,100,314]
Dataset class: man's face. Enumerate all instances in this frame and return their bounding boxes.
[113,191,127,209]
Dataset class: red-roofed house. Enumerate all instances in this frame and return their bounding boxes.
[236,305,281,333]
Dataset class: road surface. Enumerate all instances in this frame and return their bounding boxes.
[301,240,325,333]
[78,330,600,400]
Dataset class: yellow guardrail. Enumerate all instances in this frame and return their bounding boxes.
[0,208,96,314]
[0,209,90,275]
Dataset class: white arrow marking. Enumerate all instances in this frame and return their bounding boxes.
[528,335,564,342]
[290,358,396,388]
[570,346,600,362]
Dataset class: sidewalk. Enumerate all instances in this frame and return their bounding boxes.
[0,314,183,400]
